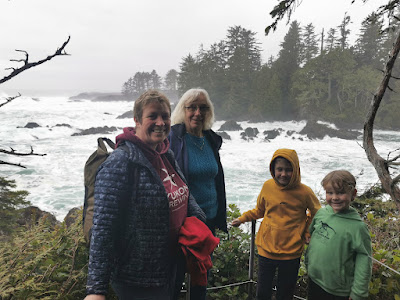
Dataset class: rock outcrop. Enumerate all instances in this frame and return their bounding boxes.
[218,120,243,131]
[16,206,59,229]
[263,129,281,140]
[299,121,360,140]
[216,131,231,140]
[241,127,259,140]
[19,122,41,129]
[72,126,118,136]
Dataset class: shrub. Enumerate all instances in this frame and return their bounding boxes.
[0,209,117,300]
[0,176,30,237]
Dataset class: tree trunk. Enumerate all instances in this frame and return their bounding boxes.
[363,30,400,213]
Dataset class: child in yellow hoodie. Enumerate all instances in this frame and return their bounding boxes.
[232,148,321,300]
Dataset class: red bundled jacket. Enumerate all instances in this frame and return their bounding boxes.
[178,217,220,286]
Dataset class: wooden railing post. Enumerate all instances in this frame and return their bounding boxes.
[248,220,256,300]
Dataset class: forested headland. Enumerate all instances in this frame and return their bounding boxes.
[121,15,400,130]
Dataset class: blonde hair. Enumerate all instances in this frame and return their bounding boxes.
[133,90,171,123]
[171,88,215,130]
[321,170,356,193]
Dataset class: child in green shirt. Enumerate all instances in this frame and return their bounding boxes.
[306,170,372,300]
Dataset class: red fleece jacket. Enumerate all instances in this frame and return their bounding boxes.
[178,217,220,286]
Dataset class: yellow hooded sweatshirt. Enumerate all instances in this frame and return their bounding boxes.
[238,149,321,260]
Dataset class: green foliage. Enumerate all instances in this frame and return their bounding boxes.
[0,209,117,300]
[364,204,400,299]
[1,201,398,299]
[208,204,256,300]
[0,176,30,236]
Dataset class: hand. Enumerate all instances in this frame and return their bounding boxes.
[304,232,311,244]
[84,295,105,300]
[231,218,242,227]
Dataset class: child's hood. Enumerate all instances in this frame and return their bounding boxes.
[325,205,363,221]
[269,148,301,189]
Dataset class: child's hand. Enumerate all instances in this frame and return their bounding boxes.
[305,235,311,244]
[304,232,311,244]
[231,218,242,227]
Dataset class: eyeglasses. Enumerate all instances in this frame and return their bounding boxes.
[185,105,210,113]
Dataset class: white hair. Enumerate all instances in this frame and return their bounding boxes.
[171,88,215,130]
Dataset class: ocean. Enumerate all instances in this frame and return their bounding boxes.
[1,95,399,221]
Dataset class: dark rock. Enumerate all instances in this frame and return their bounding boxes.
[64,207,81,228]
[16,206,59,229]
[54,123,72,128]
[22,122,40,129]
[69,92,129,101]
[94,94,130,101]
[216,131,231,140]
[299,121,361,140]
[218,120,243,131]
[117,111,133,119]
[241,127,259,140]
[263,129,281,140]
[286,130,295,136]
[72,126,118,136]
[245,127,259,137]
[69,92,103,100]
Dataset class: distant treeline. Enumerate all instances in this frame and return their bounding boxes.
[122,14,400,129]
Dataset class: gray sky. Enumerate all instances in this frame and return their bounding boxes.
[0,0,388,96]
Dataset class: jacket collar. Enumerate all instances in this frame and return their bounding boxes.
[171,123,222,150]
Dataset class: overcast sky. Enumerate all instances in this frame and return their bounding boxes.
[0,0,388,96]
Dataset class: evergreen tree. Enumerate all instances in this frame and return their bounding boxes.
[337,13,351,50]
[273,20,302,118]
[150,70,162,89]
[325,28,338,52]
[121,77,135,97]
[223,26,262,118]
[301,23,319,64]
[196,42,228,110]
[178,54,200,95]
[0,177,29,236]
[164,69,178,91]
[355,13,385,68]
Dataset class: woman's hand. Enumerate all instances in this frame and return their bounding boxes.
[84,295,105,300]
[231,218,242,227]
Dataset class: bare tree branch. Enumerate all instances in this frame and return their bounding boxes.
[0,93,21,108]
[388,155,400,164]
[0,146,46,157]
[0,160,26,169]
[393,174,400,184]
[0,36,70,85]
[363,29,400,212]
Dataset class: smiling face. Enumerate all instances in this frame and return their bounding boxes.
[273,158,293,186]
[325,183,357,213]
[135,101,171,149]
[184,93,209,136]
